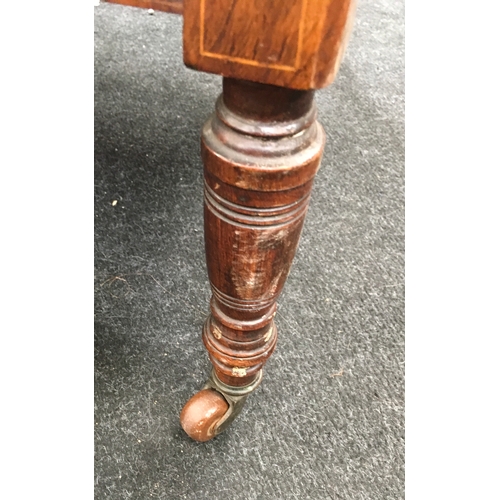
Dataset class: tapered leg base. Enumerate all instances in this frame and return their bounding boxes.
[180,78,324,442]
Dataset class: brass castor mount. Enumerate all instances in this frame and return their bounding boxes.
[180,370,263,442]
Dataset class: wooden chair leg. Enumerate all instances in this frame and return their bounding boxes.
[180,78,325,441]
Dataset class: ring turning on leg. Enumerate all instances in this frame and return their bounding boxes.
[180,78,325,441]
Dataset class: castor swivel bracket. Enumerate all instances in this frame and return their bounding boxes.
[203,369,263,437]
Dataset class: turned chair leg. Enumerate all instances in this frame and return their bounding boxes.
[180,78,325,441]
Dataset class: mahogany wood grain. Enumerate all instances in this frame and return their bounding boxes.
[106,0,183,15]
[103,0,356,438]
[201,78,325,388]
[183,0,356,90]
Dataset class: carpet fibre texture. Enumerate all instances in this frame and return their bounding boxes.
[94,1,404,498]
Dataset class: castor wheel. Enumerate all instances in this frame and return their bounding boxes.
[180,370,263,442]
[180,389,229,442]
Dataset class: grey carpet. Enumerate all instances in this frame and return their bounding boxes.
[94,1,405,498]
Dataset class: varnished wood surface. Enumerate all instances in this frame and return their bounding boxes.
[106,0,183,14]
[201,78,325,387]
[183,0,356,90]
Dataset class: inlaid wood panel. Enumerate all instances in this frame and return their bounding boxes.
[201,0,304,70]
[183,0,356,90]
